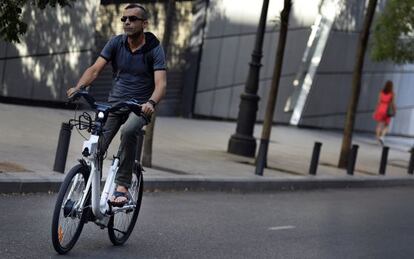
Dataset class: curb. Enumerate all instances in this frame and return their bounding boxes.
[1,177,414,193]
[143,178,414,192]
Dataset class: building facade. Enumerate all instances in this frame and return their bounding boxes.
[1,0,414,136]
[195,0,414,136]
[0,0,100,104]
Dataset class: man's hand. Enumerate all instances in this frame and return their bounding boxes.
[141,101,155,116]
[67,87,79,98]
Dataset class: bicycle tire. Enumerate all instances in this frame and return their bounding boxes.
[108,165,143,245]
[51,164,90,254]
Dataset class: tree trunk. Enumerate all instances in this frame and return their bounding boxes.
[338,0,378,168]
[255,0,292,176]
[142,0,175,167]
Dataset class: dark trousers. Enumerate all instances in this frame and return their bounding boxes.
[98,109,148,188]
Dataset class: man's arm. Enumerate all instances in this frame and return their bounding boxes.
[141,70,167,115]
[67,57,108,97]
[149,70,167,103]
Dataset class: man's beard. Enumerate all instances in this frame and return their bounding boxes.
[126,28,144,38]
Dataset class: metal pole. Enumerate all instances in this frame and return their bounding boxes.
[53,122,72,173]
[228,0,270,157]
[379,146,389,175]
[408,147,414,175]
[309,142,322,175]
[347,144,359,175]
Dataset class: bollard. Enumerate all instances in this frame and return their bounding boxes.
[309,142,322,175]
[53,122,72,173]
[379,146,389,175]
[408,147,414,175]
[255,139,269,176]
[347,144,359,175]
[135,129,145,162]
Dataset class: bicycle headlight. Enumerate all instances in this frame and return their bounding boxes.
[98,111,105,119]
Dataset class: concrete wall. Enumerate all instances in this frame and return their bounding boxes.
[0,1,100,102]
[194,0,414,136]
[300,0,414,136]
[194,0,317,124]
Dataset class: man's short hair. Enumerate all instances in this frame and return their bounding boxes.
[125,4,149,20]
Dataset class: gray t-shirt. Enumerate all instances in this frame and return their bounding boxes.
[100,32,166,104]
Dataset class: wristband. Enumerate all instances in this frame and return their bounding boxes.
[148,99,157,108]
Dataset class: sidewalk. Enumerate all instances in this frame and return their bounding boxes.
[1,102,414,193]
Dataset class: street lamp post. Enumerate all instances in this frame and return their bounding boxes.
[227,0,270,157]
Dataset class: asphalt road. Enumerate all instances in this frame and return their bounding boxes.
[1,187,414,258]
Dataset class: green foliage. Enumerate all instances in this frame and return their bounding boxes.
[0,0,75,43]
[371,0,414,64]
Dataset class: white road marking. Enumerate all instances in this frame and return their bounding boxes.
[268,225,296,231]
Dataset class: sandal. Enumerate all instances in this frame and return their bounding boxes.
[110,191,129,207]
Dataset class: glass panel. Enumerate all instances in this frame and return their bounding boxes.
[284,0,341,125]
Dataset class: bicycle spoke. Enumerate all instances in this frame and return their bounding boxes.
[56,171,86,248]
[108,171,142,245]
[113,175,139,238]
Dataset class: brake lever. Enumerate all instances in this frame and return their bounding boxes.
[68,95,79,103]
[141,112,151,124]
[128,100,151,123]
[124,100,142,116]
[67,85,89,102]
[67,90,83,103]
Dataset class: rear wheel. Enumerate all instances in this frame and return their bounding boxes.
[51,164,89,254]
[108,164,144,245]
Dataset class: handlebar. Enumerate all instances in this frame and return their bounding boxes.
[68,88,143,118]
[69,89,96,108]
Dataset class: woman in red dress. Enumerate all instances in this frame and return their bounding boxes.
[373,81,396,145]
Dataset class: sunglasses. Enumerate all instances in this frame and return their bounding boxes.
[121,16,145,22]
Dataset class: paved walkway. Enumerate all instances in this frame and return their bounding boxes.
[1,103,414,193]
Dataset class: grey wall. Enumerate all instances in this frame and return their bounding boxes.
[300,0,414,136]
[194,0,319,123]
[194,0,414,136]
[0,1,100,102]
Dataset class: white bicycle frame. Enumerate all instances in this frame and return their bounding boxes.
[75,133,136,226]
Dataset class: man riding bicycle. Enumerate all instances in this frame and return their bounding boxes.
[67,3,167,206]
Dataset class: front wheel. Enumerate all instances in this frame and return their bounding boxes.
[108,165,144,245]
[51,164,89,254]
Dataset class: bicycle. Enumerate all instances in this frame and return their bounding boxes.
[51,89,148,254]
